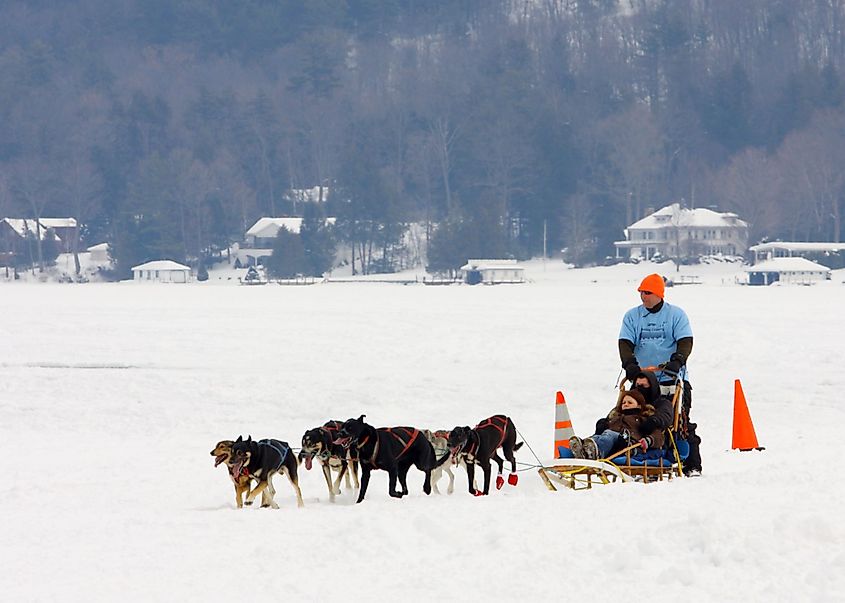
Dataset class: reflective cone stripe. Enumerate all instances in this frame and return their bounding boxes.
[732,379,765,451]
[554,391,576,458]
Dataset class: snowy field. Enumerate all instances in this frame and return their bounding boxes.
[2,260,844,602]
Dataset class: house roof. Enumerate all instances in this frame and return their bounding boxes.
[39,218,77,229]
[87,243,109,252]
[284,186,331,203]
[460,259,524,271]
[131,260,191,272]
[246,217,304,238]
[628,204,748,230]
[246,216,337,239]
[745,257,830,273]
[1,218,64,239]
[748,242,845,253]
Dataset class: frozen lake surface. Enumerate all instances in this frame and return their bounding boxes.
[2,260,843,601]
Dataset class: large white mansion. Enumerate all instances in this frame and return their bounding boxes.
[613,203,749,261]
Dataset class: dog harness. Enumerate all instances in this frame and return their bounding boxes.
[259,439,289,470]
[463,416,509,457]
[358,427,419,469]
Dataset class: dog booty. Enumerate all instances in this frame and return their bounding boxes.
[496,475,504,490]
[473,489,485,497]
[508,472,518,486]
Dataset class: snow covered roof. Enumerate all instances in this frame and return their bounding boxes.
[39,218,77,229]
[246,217,305,237]
[749,242,845,253]
[460,259,524,271]
[628,204,747,230]
[246,216,337,238]
[131,260,191,272]
[284,186,331,203]
[87,243,109,252]
[745,257,830,273]
[1,218,63,239]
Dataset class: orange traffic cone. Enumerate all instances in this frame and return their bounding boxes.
[732,379,765,451]
[553,391,575,458]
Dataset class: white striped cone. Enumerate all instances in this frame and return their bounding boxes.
[554,391,575,458]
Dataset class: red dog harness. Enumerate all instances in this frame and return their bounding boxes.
[358,427,420,469]
[468,415,509,455]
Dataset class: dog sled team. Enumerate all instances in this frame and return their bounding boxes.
[211,414,523,508]
[211,274,703,506]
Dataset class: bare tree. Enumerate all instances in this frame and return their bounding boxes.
[562,193,596,266]
[6,159,59,272]
[66,158,103,275]
[777,110,845,242]
[713,148,785,246]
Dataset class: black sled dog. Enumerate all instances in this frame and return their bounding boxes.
[299,420,360,502]
[448,415,524,496]
[334,415,450,503]
[230,436,304,508]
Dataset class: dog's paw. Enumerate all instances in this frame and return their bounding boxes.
[244,500,253,506]
[496,475,504,490]
[508,473,518,486]
[260,503,270,508]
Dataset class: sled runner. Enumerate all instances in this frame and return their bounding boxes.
[539,369,689,491]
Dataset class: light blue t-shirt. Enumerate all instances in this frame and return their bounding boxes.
[619,301,693,381]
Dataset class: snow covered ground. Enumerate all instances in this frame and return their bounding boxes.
[2,260,843,602]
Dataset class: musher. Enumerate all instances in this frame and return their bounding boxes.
[618,274,702,477]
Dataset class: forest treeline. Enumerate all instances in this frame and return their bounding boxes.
[1,0,845,276]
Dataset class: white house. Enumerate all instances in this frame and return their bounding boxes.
[744,257,831,286]
[748,241,845,264]
[460,259,525,285]
[284,185,331,208]
[131,260,191,283]
[87,243,110,263]
[236,216,337,267]
[614,203,749,261]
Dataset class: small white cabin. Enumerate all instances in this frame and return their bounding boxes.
[87,243,110,263]
[131,260,191,283]
[460,259,525,285]
[745,257,830,286]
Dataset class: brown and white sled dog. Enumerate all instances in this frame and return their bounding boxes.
[211,439,273,508]
[299,420,360,502]
[229,436,304,509]
[422,429,459,495]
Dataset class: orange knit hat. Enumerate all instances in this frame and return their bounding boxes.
[638,273,665,299]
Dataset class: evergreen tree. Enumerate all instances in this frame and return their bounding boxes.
[300,203,336,276]
[266,226,307,278]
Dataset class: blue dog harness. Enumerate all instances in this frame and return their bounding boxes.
[259,439,289,470]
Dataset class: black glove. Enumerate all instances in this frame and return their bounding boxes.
[639,416,660,436]
[624,359,641,381]
[594,418,609,435]
[663,353,684,376]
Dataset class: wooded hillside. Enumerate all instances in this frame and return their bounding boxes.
[1,0,844,274]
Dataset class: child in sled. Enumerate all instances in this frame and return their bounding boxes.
[569,389,665,460]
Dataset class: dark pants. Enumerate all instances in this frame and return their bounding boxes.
[681,380,702,472]
[662,380,702,473]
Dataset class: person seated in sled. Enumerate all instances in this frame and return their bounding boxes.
[568,389,664,460]
[629,369,674,438]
